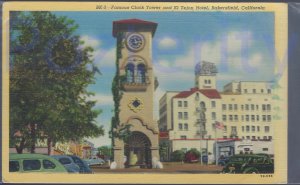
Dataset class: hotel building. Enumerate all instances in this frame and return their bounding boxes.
[159,61,274,162]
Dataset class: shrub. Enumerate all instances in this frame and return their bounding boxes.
[171,150,185,162]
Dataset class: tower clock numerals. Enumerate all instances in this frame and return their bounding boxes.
[126,33,145,52]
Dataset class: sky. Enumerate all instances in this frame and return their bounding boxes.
[53,11,275,147]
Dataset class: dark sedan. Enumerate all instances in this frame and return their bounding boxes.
[222,154,274,174]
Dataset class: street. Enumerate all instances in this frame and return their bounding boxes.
[90,162,223,174]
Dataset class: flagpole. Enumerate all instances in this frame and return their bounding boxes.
[215,123,218,166]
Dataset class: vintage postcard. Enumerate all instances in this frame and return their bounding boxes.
[2,2,287,184]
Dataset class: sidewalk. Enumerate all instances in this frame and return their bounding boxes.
[91,162,223,174]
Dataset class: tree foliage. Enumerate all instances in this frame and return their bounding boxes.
[9,12,104,153]
[170,150,185,162]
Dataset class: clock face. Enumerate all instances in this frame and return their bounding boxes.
[126,33,145,52]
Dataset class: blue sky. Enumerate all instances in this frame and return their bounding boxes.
[53,11,275,147]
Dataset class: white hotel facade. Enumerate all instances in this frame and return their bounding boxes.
[159,61,274,162]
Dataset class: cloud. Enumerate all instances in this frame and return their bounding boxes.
[81,35,101,48]
[87,93,114,106]
[158,37,177,49]
[93,47,116,68]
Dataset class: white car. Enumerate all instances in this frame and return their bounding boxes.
[84,158,105,166]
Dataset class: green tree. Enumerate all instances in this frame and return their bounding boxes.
[97,146,112,158]
[9,12,104,154]
[170,150,185,162]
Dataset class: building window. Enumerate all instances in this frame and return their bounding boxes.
[261,89,264,93]
[234,104,238,110]
[252,136,256,140]
[268,89,271,94]
[212,112,216,120]
[184,112,188,120]
[252,126,255,132]
[222,115,227,122]
[241,105,244,110]
[246,126,250,132]
[264,126,270,133]
[208,79,211,84]
[229,115,233,121]
[251,104,255,110]
[178,123,183,130]
[242,115,244,121]
[234,115,238,121]
[256,105,259,110]
[204,79,208,84]
[178,112,182,119]
[184,101,188,107]
[257,136,260,140]
[224,126,227,132]
[256,115,259,121]
[262,104,266,111]
[246,115,249,121]
[178,101,182,107]
[267,104,271,111]
[211,101,216,108]
[223,136,227,139]
[180,135,187,139]
[184,123,188,130]
[245,104,249,110]
[262,148,268,151]
[267,115,271,122]
[257,126,260,132]
[262,115,266,122]
[222,104,226,110]
[253,89,256,93]
[231,126,237,135]
[263,136,267,140]
[229,104,233,111]
[268,136,272,140]
[251,115,255,122]
[244,89,248,93]
[246,136,250,140]
[242,126,244,132]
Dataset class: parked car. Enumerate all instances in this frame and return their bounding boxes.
[51,155,80,173]
[84,158,105,166]
[68,155,93,174]
[9,153,67,173]
[222,154,274,174]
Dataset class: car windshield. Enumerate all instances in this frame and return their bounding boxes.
[58,158,72,165]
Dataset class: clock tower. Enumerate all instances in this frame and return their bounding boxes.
[112,19,160,169]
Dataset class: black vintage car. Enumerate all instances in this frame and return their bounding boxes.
[222,154,274,174]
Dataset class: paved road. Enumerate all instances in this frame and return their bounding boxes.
[91,163,223,174]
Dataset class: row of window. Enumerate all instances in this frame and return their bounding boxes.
[222,115,272,122]
[178,101,188,108]
[241,136,272,140]
[243,88,271,94]
[222,104,271,111]
[221,125,270,133]
[178,123,189,130]
[178,112,188,120]
[204,79,212,84]
[179,135,272,140]
[242,125,270,133]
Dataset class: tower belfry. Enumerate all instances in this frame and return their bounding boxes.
[112,19,159,168]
